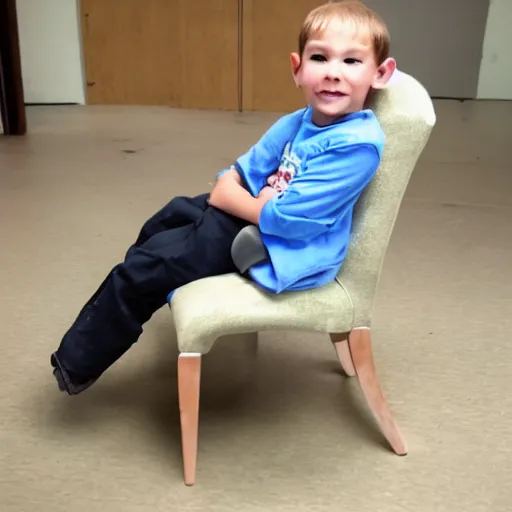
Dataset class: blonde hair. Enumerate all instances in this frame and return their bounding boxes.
[298,1,391,64]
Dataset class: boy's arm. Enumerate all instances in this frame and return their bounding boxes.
[258,143,380,240]
[209,108,306,220]
[219,109,306,197]
[209,169,277,224]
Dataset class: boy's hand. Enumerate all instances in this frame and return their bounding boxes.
[258,186,278,201]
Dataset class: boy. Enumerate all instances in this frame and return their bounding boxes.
[51,0,396,395]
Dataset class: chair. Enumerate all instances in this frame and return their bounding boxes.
[169,70,436,486]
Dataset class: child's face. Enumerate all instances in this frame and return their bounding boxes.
[291,18,396,126]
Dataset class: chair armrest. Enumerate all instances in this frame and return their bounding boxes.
[231,225,268,273]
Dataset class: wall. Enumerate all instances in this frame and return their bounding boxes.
[365,0,489,99]
[477,0,512,99]
[16,0,85,104]
[14,0,512,103]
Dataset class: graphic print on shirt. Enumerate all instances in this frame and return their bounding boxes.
[267,142,302,193]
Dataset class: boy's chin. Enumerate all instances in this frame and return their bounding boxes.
[311,106,351,126]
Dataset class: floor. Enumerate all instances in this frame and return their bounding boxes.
[0,100,511,512]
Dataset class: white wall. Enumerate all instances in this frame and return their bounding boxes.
[477,0,512,100]
[16,0,85,104]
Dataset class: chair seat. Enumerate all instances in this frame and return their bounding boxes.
[170,273,354,354]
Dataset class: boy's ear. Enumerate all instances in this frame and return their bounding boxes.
[372,57,397,90]
[290,52,301,86]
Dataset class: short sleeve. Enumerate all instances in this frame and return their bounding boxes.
[234,109,307,195]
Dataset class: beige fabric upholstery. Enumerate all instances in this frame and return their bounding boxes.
[337,70,436,326]
[170,70,436,354]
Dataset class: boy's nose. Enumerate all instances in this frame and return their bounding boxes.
[325,61,342,81]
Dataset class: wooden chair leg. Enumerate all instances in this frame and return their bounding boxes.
[348,328,408,456]
[178,353,202,486]
[330,333,356,377]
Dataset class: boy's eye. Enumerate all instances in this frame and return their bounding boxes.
[310,54,327,62]
[344,58,362,64]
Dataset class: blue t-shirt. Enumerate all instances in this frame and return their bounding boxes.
[221,105,385,294]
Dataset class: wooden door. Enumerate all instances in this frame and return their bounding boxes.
[241,0,321,112]
[81,0,239,110]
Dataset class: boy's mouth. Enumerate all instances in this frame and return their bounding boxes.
[317,90,347,101]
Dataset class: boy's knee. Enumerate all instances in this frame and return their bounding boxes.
[117,248,186,299]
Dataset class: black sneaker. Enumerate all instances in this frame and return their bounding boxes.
[50,353,98,395]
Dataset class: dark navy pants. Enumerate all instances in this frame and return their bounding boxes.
[53,193,249,380]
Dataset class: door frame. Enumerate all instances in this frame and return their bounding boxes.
[0,0,26,135]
